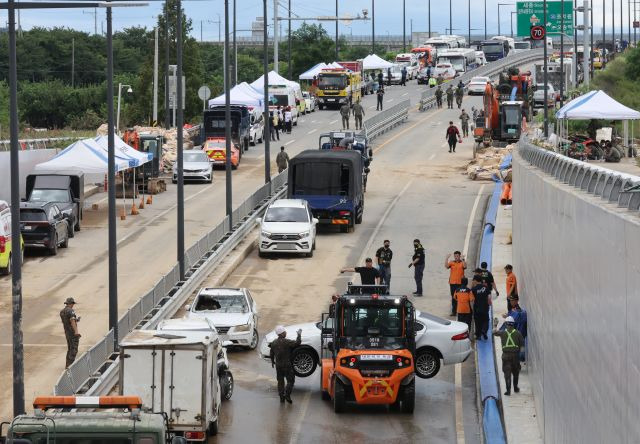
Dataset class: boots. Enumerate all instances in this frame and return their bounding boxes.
[504,377,511,396]
[513,373,520,393]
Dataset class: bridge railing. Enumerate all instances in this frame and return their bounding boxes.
[361,100,410,140]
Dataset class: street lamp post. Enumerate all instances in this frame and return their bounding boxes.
[498,3,514,36]
[372,0,375,53]
[484,0,487,39]
[429,0,431,38]
[543,0,549,138]
[449,0,452,35]
[403,0,406,51]
[335,0,339,60]
[116,83,132,136]
[511,11,517,37]
[263,0,271,183]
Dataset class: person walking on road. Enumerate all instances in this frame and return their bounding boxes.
[376,87,385,111]
[446,121,462,153]
[445,251,467,315]
[429,75,437,89]
[284,107,293,134]
[375,240,393,290]
[270,112,280,141]
[494,316,524,396]
[340,102,351,129]
[454,277,474,332]
[446,85,454,109]
[435,85,443,108]
[459,109,470,138]
[277,106,284,134]
[276,146,289,173]
[60,297,81,369]
[505,264,518,312]
[455,82,464,109]
[341,258,381,285]
[408,239,426,296]
[377,71,384,88]
[387,67,392,86]
[400,66,407,86]
[352,100,365,130]
[472,274,492,340]
[476,261,499,296]
[270,326,302,403]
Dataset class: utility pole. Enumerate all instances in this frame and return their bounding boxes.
[543,0,549,138]
[603,0,605,55]
[620,0,623,43]
[233,0,237,86]
[153,27,159,125]
[403,0,406,51]
[274,0,279,72]
[372,0,375,53]
[469,0,472,44]
[590,0,594,77]
[335,0,339,60]
[164,1,170,129]
[612,0,615,52]
[484,0,487,39]
[263,0,271,183]
[449,0,452,34]
[177,0,185,280]
[83,9,98,35]
[289,0,293,78]
[225,0,233,217]
[429,0,432,38]
[560,0,564,108]
[8,0,25,417]
[583,0,591,85]
[71,38,75,88]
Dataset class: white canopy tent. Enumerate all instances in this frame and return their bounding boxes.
[362,54,394,70]
[299,62,328,80]
[34,138,130,174]
[555,90,640,152]
[250,70,292,90]
[94,135,153,167]
[208,85,264,111]
[327,62,344,69]
[235,82,265,103]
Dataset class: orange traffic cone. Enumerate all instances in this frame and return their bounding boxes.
[146,195,153,205]
[139,197,145,209]
[130,202,139,215]
[120,207,126,220]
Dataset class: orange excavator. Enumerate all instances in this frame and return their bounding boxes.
[474,82,524,147]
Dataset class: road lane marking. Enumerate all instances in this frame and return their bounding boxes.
[428,153,436,160]
[285,139,296,146]
[455,183,486,444]
[402,92,408,96]
[307,129,317,134]
[288,390,311,444]
[373,108,445,154]
[387,98,395,102]
[330,119,338,124]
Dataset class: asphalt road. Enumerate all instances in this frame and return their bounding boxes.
[0,78,442,421]
[202,91,491,443]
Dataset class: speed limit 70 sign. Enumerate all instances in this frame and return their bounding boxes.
[530,25,546,40]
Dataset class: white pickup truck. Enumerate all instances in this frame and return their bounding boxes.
[533,83,557,108]
[395,53,419,80]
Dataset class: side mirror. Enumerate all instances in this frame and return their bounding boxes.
[256,217,262,224]
[312,218,319,225]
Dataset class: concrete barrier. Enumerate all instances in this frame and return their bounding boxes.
[513,141,640,444]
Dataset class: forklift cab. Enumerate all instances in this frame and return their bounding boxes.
[139,133,164,179]
[500,101,523,141]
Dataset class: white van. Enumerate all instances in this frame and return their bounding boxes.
[248,107,265,146]
[269,85,299,126]
[0,200,22,276]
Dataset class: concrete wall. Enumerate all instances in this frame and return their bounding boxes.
[0,149,57,202]
[512,150,640,444]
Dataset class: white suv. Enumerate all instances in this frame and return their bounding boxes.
[302,92,316,113]
[258,199,318,258]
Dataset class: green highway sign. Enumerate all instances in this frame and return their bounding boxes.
[516,1,574,38]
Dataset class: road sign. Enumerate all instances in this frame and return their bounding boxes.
[198,85,211,101]
[634,21,639,29]
[517,1,574,38]
[530,25,546,40]
[168,75,186,110]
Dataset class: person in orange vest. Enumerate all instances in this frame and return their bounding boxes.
[453,277,474,331]
[504,264,518,313]
[445,251,467,316]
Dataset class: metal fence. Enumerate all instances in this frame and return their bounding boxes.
[361,100,410,140]
[0,136,80,151]
[54,170,288,395]
[418,49,545,111]
[518,139,640,213]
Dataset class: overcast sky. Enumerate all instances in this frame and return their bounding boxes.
[4,1,634,40]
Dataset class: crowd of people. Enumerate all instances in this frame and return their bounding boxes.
[269,105,294,142]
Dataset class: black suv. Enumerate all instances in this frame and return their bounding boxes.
[19,202,70,255]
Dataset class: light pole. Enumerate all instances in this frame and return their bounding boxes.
[177,0,185,280]
[403,0,406,51]
[429,0,431,38]
[449,0,452,35]
[335,0,339,60]
[511,11,517,37]
[116,83,132,136]
[484,0,487,39]
[263,0,270,183]
[372,0,375,53]
[543,0,549,138]
[498,3,514,36]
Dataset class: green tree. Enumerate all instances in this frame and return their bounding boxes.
[289,23,335,78]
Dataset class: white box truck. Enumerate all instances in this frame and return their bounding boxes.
[119,329,223,441]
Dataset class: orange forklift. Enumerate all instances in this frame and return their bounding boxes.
[320,284,417,413]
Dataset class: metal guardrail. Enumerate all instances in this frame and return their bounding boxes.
[54,171,288,396]
[418,49,545,112]
[518,139,640,213]
[361,100,410,140]
[0,136,81,151]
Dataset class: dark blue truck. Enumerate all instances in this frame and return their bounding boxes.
[287,150,364,232]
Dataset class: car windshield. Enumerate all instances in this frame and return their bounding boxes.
[20,209,47,222]
[29,189,71,203]
[482,44,504,54]
[264,207,308,223]
[270,94,290,106]
[471,77,489,84]
[194,294,248,313]
[340,305,406,350]
[514,42,530,50]
[184,152,208,162]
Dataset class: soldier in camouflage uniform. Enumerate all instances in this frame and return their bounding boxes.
[435,86,444,108]
[269,326,302,403]
[60,297,81,368]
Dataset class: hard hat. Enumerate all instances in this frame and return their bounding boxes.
[505,316,515,324]
[275,325,286,335]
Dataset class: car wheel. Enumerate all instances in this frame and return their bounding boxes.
[75,216,81,231]
[207,419,218,436]
[306,248,313,258]
[50,234,58,256]
[400,379,415,413]
[258,250,267,258]
[355,210,363,224]
[319,104,324,110]
[231,163,238,170]
[172,179,177,184]
[0,253,10,275]
[291,347,318,377]
[248,329,259,350]
[415,347,441,379]
[60,230,69,248]
[219,370,234,400]
[333,379,346,413]
[68,222,75,238]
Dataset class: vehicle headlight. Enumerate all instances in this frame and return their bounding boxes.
[299,231,310,238]
[261,230,272,239]
[61,209,73,215]
[234,323,251,332]
[200,169,210,173]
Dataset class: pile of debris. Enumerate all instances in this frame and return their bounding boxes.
[466,145,514,181]
[96,124,199,173]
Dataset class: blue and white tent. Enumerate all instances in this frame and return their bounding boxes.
[34,138,130,174]
[556,90,640,120]
[94,135,153,167]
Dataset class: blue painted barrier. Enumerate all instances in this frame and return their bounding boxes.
[476,181,507,443]
[499,153,512,170]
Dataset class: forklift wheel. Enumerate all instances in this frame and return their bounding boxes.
[333,379,346,413]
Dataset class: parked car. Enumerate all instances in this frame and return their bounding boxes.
[533,83,556,107]
[185,287,259,350]
[249,110,265,146]
[302,91,316,112]
[172,149,213,184]
[0,200,23,275]
[26,170,83,235]
[203,138,241,170]
[19,202,69,256]
[467,76,491,95]
[433,62,457,80]
[416,67,431,84]
[259,310,472,379]
[257,199,318,258]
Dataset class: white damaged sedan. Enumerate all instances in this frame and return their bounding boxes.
[259,310,471,379]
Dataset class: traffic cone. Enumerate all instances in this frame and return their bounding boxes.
[130,202,139,215]
[139,197,145,209]
[120,207,126,220]
[146,195,153,205]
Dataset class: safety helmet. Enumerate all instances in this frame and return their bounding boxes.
[505,316,515,324]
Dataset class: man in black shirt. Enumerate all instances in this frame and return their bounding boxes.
[408,239,426,296]
[472,275,492,340]
[341,258,380,285]
[375,240,393,290]
[475,261,499,296]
